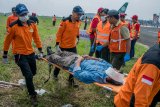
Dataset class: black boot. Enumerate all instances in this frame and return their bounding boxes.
[68,78,79,88]
[30,95,38,106]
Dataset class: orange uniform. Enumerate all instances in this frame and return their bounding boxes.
[56,16,81,48]
[6,14,18,31]
[114,44,160,107]
[3,20,42,55]
[96,21,110,45]
[109,22,127,53]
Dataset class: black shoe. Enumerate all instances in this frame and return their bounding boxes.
[68,79,79,88]
[30,95,38,106]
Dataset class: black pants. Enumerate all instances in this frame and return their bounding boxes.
[95,45,110,62]
[53,21,56,26]
[110,52,126,70]
[89,38,95,56]
[84,23,87,30]
[130,39,137,58]
[53,47,77,81]
[15,53,37,95]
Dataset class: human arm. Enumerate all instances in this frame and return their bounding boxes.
[131,65,159,107]
[56,21,66,44]
[3,27,15,63]
[121,26,131,54]
[91,18,99,33]
[134,23,140,39]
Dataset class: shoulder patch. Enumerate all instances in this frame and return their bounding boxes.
[62,16,71,22]
[27,20,35,26]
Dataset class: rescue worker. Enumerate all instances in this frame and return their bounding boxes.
[130,15,140,58]
[53,6,84,87]
[2,4,43,106]
[94,8,110,62]
[114,43,160,107]
[52,14,56,26]
[6,7,18,32]
[108,10,131,70]
[87,7,104,56]
[119,13,130,31]
[29,13,39,25]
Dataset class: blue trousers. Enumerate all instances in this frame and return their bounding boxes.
[130,39,137,58]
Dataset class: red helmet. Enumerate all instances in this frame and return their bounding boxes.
[132,15,138,20]
[97,7,104,13]
[120,13,127,17]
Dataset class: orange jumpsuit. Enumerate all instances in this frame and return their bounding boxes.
[114,44,160,107]
[3,20,42,55]
[56,15,81,48]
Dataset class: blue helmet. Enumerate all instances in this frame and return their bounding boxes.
[73,6,84,15]
[15,4,29,16]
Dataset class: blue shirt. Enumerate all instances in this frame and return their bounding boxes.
[69,59,112,84]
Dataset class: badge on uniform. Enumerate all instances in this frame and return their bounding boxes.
[29,29,34,32]
[141,75,154,86]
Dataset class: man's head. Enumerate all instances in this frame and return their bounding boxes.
[101,8,109,23]
[72,6,84,21]
[105,67,124,85]
[97,7,104,17]
[120,13,127,22]
[12,7,17,16]
[15,4,29,22]
[107,10,119,25]
[132,15,138,23]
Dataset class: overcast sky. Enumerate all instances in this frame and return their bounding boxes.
[0,0,160,20]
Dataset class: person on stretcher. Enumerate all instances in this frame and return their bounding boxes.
[46,51,124,85]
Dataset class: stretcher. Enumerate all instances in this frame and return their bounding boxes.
[41,57,126,93]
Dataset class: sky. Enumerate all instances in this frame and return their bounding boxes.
[0,0,160,20]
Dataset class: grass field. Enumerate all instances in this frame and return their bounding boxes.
[0,14,148,107]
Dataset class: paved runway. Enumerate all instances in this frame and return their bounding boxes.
[138,26,158,47]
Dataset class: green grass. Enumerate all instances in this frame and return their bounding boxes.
[0,14,148,107]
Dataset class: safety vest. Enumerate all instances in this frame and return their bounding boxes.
[130,22,140,38]
[109,22,127,53]
[121,20,130,30]
[121,20,129,27]
[96,21,110,45]
[86,14,101,34]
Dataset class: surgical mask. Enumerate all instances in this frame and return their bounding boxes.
[101,16,106,22]
[19,15,29,22]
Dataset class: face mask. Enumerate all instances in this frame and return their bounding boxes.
[101,16,106,22]
[19,15,29,22]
